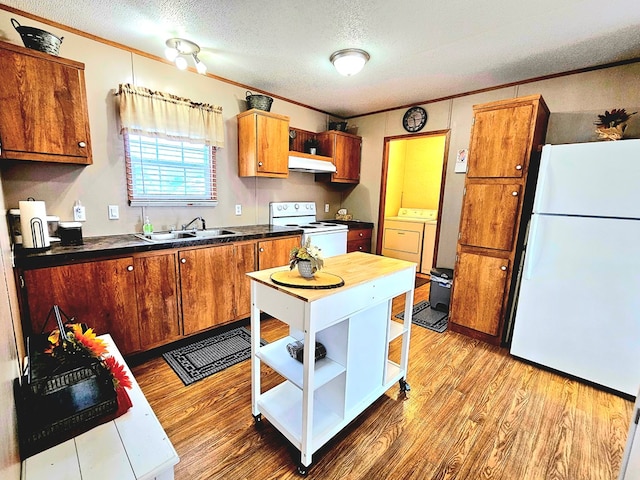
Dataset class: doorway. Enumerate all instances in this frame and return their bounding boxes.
[376,130,449,275]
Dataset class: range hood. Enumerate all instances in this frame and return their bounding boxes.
[288,154,336,173]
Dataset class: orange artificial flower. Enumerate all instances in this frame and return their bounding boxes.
[103,356,132,390]
[70,324,108,357]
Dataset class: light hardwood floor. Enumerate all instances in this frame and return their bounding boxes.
[130,282,634,480]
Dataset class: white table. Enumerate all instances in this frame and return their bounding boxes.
[21,334,179,480]
[248,252,416,474]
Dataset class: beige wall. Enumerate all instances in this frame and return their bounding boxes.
[343,64,640,267]
[0,176,24,479]
[0,10,346,238]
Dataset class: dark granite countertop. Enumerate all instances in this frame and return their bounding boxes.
[330,219,375,229]
[14,224,303,269]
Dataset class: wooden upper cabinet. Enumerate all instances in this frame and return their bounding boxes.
[449,252,510,337]
[316,130,362,183]
[237,109,289,178]
[0,40,92,164]
[467,103,534,178]
[458,183,522,250]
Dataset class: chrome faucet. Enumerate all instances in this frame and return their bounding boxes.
[182,216,206,231]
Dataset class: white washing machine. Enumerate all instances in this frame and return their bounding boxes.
[381,208,438,274]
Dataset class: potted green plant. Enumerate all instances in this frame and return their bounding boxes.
[594,108,637,140]
[289,238,324,278]
[304,138,320,155]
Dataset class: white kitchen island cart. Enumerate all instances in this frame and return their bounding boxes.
[247,252,416,475]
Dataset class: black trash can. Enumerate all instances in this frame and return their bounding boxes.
[429,268,454,312]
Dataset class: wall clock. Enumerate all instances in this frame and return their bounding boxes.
[402,106,427,132]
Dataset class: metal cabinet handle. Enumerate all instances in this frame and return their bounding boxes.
[78,141,86,148]
[358,246,363,250]
[515,164,522,170]
[127,265,134,271]
[359,232,363,237]
[501,265,507,271]
[258,162,263,167]
[512,191,518,196]
[181,258,186,264]
[259,247,264,252]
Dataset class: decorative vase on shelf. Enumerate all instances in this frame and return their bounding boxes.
[297,260,315,278]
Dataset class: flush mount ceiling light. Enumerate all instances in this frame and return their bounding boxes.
[165,38,207,74]
[330,48,370,76]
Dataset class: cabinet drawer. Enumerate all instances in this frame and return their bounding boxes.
[347,239,371,253]
[347,228,372,242]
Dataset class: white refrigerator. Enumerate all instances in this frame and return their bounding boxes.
[510,139,640,396]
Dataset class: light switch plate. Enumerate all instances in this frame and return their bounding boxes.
[324,203,330,213]
[235,204,242,215]
[108,205,119,220]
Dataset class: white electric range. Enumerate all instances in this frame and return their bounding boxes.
[269,202,348,258]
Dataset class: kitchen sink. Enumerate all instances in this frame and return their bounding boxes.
[134,229,236,243]
[134,231,196,242]
[193,229,236,238]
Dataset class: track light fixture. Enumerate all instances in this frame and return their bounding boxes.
[165,38,207,74]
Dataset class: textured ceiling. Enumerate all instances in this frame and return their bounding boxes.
[3,0,640,117]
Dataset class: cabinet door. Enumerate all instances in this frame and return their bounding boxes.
[180,245,235,335]
[333,134,361,183]
[22,258,140,354]
[134,253,181,349]
[449,252,510,336]
[256,113,289,175]
[468,104,533,178]
[459,183,522,250]
[0,42,92,164]
[234,242,256,320]
[258,236,301,270]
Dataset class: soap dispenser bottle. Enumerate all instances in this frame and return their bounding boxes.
[143,216,154,236]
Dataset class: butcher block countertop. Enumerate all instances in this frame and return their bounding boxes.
[247,251,416,302]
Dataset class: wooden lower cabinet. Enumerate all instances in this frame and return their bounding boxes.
[347,227,372,253]
[134,252,181,350]
[257,236,301,270]
[22,257,141,355]
[20,235,302,354]
[180,244,236,336]
[449,252,511,338]
[234,242,257,320]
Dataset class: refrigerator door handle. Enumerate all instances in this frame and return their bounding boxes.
[523,215,540,280]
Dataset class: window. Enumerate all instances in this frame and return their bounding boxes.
[116,84,225,207]
[124,133,217,206]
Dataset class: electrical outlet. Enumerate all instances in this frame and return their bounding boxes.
[324,203,330,213]
[235,204,242,216]
[73,205,86,222]
[108,205,119,220]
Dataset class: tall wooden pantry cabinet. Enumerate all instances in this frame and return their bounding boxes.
[448,94,549,346]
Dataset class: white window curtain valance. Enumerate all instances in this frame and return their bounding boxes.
[116,83,225,147]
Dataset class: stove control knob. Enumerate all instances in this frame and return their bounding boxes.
[277,205,282,211]
[283,204,288,210]
[294,203,299,210]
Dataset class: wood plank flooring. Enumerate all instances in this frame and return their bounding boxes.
[130,282,633,480]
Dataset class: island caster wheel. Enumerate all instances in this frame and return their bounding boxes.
[297,464,309,476]
[252,413,262,425]
[399,378,411,393]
